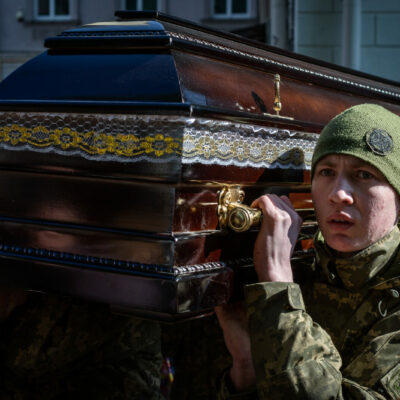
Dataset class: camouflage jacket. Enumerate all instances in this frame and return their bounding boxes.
[219,227,400,399]
[162,313,232,400]
[0,292,163,400]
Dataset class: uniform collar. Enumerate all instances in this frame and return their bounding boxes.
[314,226,400,290]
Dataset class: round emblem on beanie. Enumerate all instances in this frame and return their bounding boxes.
[365,129,393,155]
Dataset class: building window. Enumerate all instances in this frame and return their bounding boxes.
[123,0,159,11]
[34,0,71,21]
[213,0,250,18]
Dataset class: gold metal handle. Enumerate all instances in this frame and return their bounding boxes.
[273,74,282,115]
[218,186,262,232]
[227,204,262,232]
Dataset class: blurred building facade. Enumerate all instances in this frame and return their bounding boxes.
[0,0,399,82]
[297,0,400,82]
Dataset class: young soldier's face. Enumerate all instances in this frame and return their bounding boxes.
[312,154,399,253]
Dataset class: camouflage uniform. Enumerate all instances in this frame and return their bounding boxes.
[0,292,163,400]
[219,227,400,399]
[162,314,232,400]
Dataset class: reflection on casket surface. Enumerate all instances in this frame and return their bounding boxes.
[0,12,399,320]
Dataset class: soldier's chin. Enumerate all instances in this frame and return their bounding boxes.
[325,235,364,254]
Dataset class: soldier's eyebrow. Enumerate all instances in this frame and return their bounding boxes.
[348,158,376,170]
[315,158,337,168]
[317,155,375,170]
[346,157,387,181]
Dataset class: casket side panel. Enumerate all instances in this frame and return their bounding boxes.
[173,51,400,125]
[0,219,175,266]
[0,170,174,233]
[0,256,181,316]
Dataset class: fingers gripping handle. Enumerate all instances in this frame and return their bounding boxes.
[217,186,262,232]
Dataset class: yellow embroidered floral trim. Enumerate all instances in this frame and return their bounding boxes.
[0,124,182,158]
[0,112,318,168]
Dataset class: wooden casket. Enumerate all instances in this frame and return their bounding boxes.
[0,11,399,320]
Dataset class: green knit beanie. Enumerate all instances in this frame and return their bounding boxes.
[311,103,400,195]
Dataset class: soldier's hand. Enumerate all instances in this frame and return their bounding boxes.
[251,194,302,283]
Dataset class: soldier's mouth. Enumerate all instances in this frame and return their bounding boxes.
[327,214,354,231]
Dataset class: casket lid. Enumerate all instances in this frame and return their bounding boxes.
[1,10,400,118]
[0,19,183,111]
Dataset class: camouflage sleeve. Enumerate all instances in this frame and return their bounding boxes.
[342,318,400,399]
[1,294,164,400]
[57,317,163,400]
[244,282,392,399]
[59,315,164,400]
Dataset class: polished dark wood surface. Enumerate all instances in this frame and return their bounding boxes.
[174,51,400,126]
[0,170,175,232]
[0,13,398,319]
[0,256,234,320]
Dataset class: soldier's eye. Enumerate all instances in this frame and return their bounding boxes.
[357,170,373,179]
[319,168,334,177]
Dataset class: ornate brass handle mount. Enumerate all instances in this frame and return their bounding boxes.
[260,74,293,120]
[217,186,262,232]
[273,74,282,115]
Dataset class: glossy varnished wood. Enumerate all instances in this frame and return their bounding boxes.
[174,51,400,125]
[0,255,234,320]
[0,170,175,233]
[0,13,398,319]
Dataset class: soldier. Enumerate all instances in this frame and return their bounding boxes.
[0,289,163,399]
[215,104,400,399]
